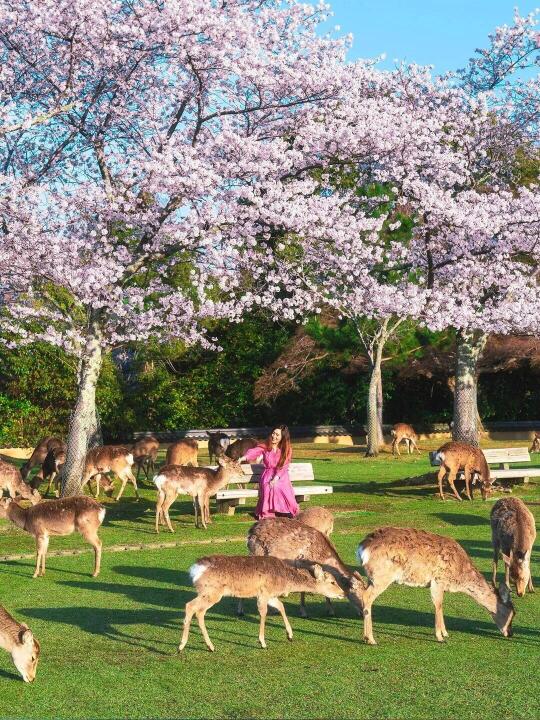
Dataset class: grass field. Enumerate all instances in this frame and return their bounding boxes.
[0,439,539,720]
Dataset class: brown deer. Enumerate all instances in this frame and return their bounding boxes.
[357,526,515,645]
[225,437,259,461]
[165,439,198,466]
[0,496,106,578]
[0,606,40,682]
[435,441,492,501]
[491,497,536,597]
[131,435,160,481]
[206,431,230,463]
[42,446,66,497]
[529,431,540,453]
[0,458,41,504]
[20,437,64,485]
[241,516,364,618]
[297,506,335,537]
[154,456,244,531]
[178,555,346,652]
[390,423,420,456]
[82,446,137,501]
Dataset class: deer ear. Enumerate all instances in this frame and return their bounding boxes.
[498,581,511,604]
[19,627,33,646]
[311,564,324,581]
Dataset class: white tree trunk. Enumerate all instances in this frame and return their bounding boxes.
[61,318,103,497]
[365,344,385,457]
[452,329,488,447]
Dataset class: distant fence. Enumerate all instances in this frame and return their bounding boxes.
[132,421,540,443]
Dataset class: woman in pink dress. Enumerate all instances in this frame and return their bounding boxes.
[238,425,299,520]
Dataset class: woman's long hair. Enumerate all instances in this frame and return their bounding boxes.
[266,425,292,469]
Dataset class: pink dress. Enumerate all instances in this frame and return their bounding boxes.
[244,445,299,519]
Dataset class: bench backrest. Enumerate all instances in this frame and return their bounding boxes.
[211,462,314,483]
[430,447,530,467]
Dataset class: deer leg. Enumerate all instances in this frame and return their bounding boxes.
[193,496,199,529]
[269,597,293,642]
[527,574,535,593]
[128,469,140,500]
[162,493,176,533]
[94,474,101,499]
[256,597,269,648]
[492,543,499,586]
[115,472,129,502]
[34,534,49,578]
[81,526,102,577]
[437,467,447,501]
[463,468,473,501]
[325,597,335,616]
[155,491,164,533]
[504,560,510,587]
[412,439,420,454]
[361,580,389,645]
[179,594,218,652]
[299,591,308,618]
[446,470,462,502]
[237,600,245,617]
[430,582,448,641]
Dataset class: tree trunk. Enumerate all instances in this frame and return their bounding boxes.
[376,373,384,447]
[61,318,103,497]
[365,344,385,457]
[452,329,488,447]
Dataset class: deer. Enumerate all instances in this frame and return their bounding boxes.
[206,431,230,464]
[154,456,244,531]
[165,439,198,467]
[0,606,40,683]
[390,423,420,456]
[356,526,515,645]
[20,437,64,486]
[491,497,536,597]
[42,446,66,497]
[434,441,492,502]
[529,431,540,453]
[0,495,106,578]
[297,506,335,537]
[131,435,160,481]
[225,437,259,461]
[82,445,137,501]
[0,458,41,505]
[240,516,364,618]
[178,555,346,652]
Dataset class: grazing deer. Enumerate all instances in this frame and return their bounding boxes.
[42,446,66,497]
[206,431,230,464]
[240,515,365,618]
[0,496,106,578]
[297,506,335,537]
[491,497,536,597]
[0,606,40,683]
[356,526,515,645]
[390,423,420,456]
[435,441,492,501]
[0,458,41,505]
[82,446,137,501]
[20,437,64,485]
[178,555,346,651]
[225,437,259,461]
[131,436,160,481]
[165,439,198,467]
[529,431,540,453]
[154,456,244,531]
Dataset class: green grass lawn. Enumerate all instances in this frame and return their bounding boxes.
[0,440,539,719]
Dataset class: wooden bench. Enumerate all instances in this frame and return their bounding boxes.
[214,462,332,514]
[430,447,540,484]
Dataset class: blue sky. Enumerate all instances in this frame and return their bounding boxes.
[323,1,539,74]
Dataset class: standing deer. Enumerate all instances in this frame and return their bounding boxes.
[435,441,492,501]
[491,497,536,597]
[165,439,198,467]
[206,431,230,464]
[20,437,64,485]
[178,555,346,651]
[529,431,540,453]
[42,446,66,497]
[240,515,364,618]
[0,458,41,504]
[0,496,106,578]
[356,526,515,645]
[131,436,160,481]
[82,446,137,501]
[390,423,420,456]
[225,437,259,461]
[154,456,244,531]
[0,606,40,683]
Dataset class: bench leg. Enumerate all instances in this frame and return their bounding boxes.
[523,476,530,484]
[296,495,310,503]
[216,497,247,514]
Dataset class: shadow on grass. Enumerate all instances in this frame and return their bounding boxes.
[435,513,489,526]
[0,667,23,682]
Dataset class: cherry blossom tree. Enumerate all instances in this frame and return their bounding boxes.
[0,0,367,494]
